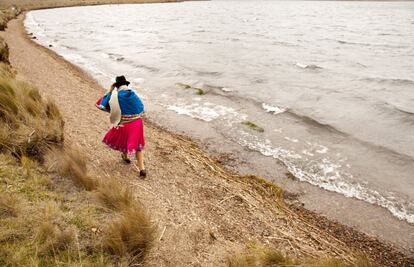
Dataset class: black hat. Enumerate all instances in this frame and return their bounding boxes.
[113,75,130,88]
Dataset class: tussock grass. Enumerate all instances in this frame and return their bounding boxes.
[0,7,20,30]
[227,245,376,267]
[103,206,156,265]
[227,245,296,267]
[0,193,20,217]
[97,176,156,265]
[50,147,98,190]
[36,222,76,254]
[0,61,14,78]
[0,78,64,161]
[96,177,135,211]
[0,154,113,266]
[0,38,9,64]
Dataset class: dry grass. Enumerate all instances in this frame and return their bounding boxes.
[0,78,64,161]
[0,38,9,64]
[0,7,20,30]
[103,206,156,265]
[0,17,64,161]
[0,154,113,266]
[226,245,376,267]
[36,221,76,255]
[46,149,156,264]
[49,147,98,190]
[0,193,20,217]
[96,177,136,211]
[227,245,296,267]
[97,176,156,265]
[0,9,155,265]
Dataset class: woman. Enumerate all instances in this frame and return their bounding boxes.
[96,75,146,177]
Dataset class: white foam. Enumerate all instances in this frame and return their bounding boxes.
[284,136,298,143]
[262,103,286,114]
[133,78,145,85]
[302,150,314,156]
[221,87,234,92]
[295,62,308,69]
[167,102,235,122]
[316,145,328,154]
[230,129,414,223]
[295,62,322,69]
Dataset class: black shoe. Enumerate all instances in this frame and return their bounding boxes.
[121,154,131,164]
[139,169,147,178]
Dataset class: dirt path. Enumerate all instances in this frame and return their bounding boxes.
[4,15,413,267]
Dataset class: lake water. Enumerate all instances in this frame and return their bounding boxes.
[25,0,414,227]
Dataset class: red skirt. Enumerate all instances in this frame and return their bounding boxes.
[103,118,145,155]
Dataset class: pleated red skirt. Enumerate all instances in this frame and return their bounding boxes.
[103,118,145,155]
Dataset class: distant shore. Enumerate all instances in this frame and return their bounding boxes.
[0,0,200,10]
[1,3,413,266]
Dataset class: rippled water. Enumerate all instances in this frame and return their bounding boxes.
[25,1,414,223]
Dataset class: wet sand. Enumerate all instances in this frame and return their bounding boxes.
[2,14,413,266]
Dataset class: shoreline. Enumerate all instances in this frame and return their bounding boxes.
[3,10,414,266]
[1,0,197,10]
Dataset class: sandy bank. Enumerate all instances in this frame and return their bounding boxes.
[3,13,413,266]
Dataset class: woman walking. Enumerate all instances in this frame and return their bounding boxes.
[96,75,146,177]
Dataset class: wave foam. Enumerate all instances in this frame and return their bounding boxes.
[295,62,322,70]
[230,129,414,224]
[167,102,236,122]
[262,103,286,114]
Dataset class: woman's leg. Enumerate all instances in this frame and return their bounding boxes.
[136,150,145,171]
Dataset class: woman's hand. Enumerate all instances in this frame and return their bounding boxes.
[109,84,115,92]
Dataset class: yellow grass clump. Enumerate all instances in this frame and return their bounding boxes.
[0,193,20,217]
[103,206,156,265]
[35,221,76,255]
[0,154,113,266]
[0,38,9,64]
[0,7,20,31]
[49,147,98,191]
[96,177,135,211]
[96,176,156,265]
[0,78,64,161]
